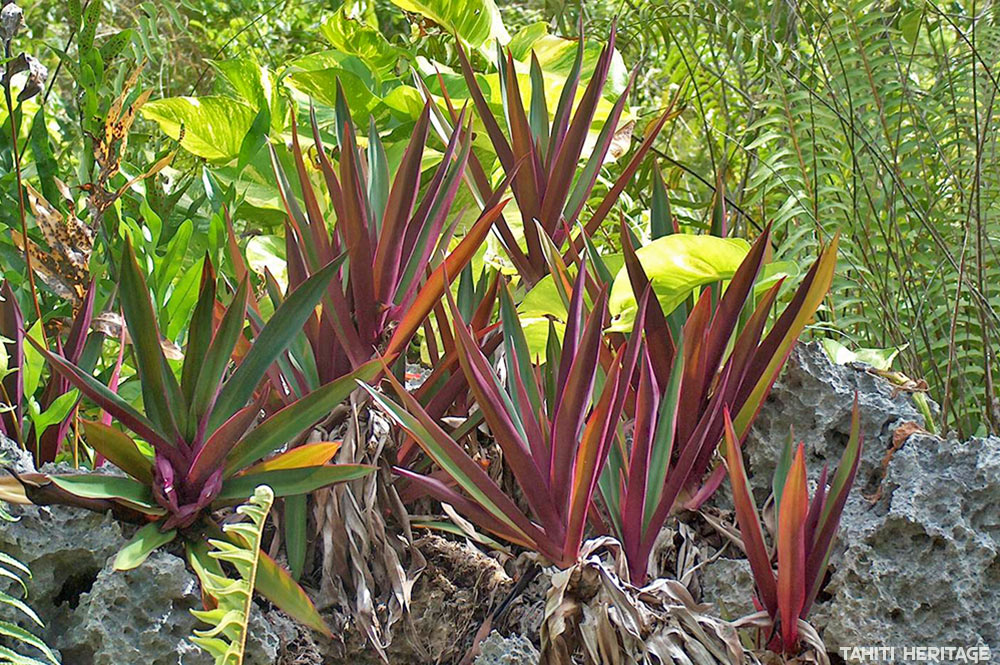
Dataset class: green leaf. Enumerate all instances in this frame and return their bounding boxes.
[254,551,331,636]
[821,339,905,371]
[321,6,407,78]
[225,359,380,474]
[218,465,374,501]
[143,96,257,161]
[22,322,45,397]
[283,494,307,581]
[113,522,177,570]
[237,106,271,175]
[80,420,154,484]
[285,69,380,122]
[98,29,135,62]
[119,237,184,440]
[389,0,509,49]
[608,235,750,331]
[50,475,156,509]
[208,257,344,430]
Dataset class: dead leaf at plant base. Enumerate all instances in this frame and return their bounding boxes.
[540,537,754,665]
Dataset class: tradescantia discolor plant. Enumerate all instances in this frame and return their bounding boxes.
[366,222,840,581]
[723,397,862,653]
[7,237,379,634]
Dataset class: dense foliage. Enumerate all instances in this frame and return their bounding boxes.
[0,0,978,660]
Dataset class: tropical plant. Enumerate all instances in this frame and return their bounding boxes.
[599,224,840,583]
[451,24,675,286]
[364,262,640,568]
[616,0,1000,436]
[268,91,511,389]
[8,238,378,634]
[0,280,105,466]
[189,484,274,665]
[722,397,863,653]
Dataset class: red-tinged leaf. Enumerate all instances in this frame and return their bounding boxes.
[396,117,472,304]
[218,464,374,501]
[210,257,344,431]
[804,465,828,549]
[29,338,181,466]
[80,420,153,484]
[289,114,334,263]
[621,352,656,579]
[675,290,713,445]
[255,549,332,636]
[225,358,381,474]
[393,466,539,552]
[455,43,514,172]
[0,281,23,438]
[119,236,182,440]
[241,441,341,474]
[545,27,585,172]
[733,236,839,434]
[309,106,344,255]
[703,224,772,375]
[803,395,862,616]
[361,372,548,549]
[383,199,508,359]
[558,67,637,237]
[557,256,590,386]
[338,115,378,343]
[722,408,778,615]
[620,218,674,384]
[539,32,617,232]
[446,287,561,536]
[373,105,430,303]
[187,401,261,489]
[180,260,217,407]
[550,288,607,516]
[777,443,808,651]
[563,343,624,564]
[582,107,675,239]
[502,52,544,224]
[190,276,250,434]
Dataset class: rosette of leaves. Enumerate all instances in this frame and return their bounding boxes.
[14,238,378,635]
[365,260,642,568]
[722,398,862,654]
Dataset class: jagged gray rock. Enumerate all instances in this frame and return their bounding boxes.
[0,433,35,474]
[474,632,540,665]
[812,433,999,649]
[0,504,282,664]
[702,341,999,651]
[0,504,124,639]
[746,341,930,499]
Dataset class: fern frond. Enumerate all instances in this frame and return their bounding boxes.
[189,485,274,665]
[0,513,59,664]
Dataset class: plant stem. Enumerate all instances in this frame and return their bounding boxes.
[3,42,44,327]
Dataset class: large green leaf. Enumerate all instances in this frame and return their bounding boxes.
[608,235,750,331]
[285,69,380,121]
[142,96,256,161]
[390,0,509,49]
[321,5,407,78]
